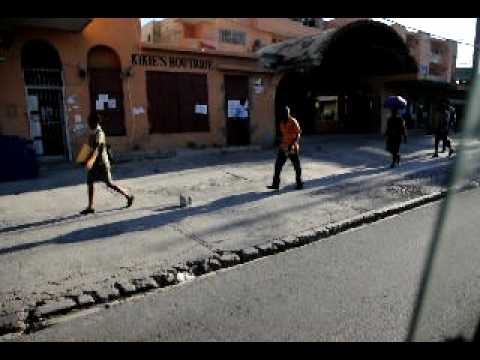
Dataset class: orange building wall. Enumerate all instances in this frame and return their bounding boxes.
[136,45,276,151]
[0,18,150,160]
[144,18,322,53]
[0,19,280,162]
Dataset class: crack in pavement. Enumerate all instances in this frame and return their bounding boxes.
[225,171,251,182]
[168,223,215,251]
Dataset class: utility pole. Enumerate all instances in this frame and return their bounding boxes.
[473,18,480,78]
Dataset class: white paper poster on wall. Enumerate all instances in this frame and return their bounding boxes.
[96,100,105,111]
[98,94,109,102]
[254,78,264,94]
[67,95,78,105]
[33,139,44,155]
[74,114,82,123]
[227,100,241,118]
[132,107,145,116]
[238,105,249,119]
[195,104,208,115]
[27,95,39,112]
[108,99,117,109]
[30,115,42,138]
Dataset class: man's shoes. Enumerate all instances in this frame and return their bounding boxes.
[127,195,135,208]
[432,153,439,158]
[267,185,279,191]
[80,208,95,215]
[296,183,304,190]
[449,148,454,157]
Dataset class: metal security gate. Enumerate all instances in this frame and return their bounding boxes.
[24,68,69,159]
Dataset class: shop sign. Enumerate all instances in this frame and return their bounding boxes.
[131,53,213,70]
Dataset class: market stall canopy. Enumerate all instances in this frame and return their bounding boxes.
[386,79,466,100]
[256,28,337,71]
[256,19,417,75]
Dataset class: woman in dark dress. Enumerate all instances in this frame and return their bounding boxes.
[385,107,407,168]
[80,112,134,215]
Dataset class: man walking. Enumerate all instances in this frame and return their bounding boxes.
[432,100,454,158]
[267,106,303,191]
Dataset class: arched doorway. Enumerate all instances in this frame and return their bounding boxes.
[275,71,316,135]
[87,45,125,136]
[22,40,69,158]
[271,20,418,135]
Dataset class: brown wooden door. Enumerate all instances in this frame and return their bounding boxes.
[224,75,250,146]
[89,69,126,136]
[146,72,209,134]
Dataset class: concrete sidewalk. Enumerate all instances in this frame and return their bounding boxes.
[0,134,474,318]
[12,189,480,342]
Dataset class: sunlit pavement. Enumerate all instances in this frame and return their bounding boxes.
[0,134,474,316]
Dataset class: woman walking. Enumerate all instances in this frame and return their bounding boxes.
[384,96,408,168]
[80,112,134,215]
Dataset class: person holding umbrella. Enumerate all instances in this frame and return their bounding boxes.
[384,96,408,168]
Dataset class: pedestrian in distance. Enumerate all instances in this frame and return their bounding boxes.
[384,96,408,169]
[267,106,303,191]
[80,112,134,215]
[448,104,457,134]
[432,100,454,158]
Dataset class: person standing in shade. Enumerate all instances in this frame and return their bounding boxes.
[432,100,454,158]
[385,102,408,168]
[80,112,134,215]
[267,106,303,191]
[448,104,457,134]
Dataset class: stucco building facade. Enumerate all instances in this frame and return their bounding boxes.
[0,18,461,165]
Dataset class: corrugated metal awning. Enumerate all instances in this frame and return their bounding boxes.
[256,28,337,71]
[256,19,417,74]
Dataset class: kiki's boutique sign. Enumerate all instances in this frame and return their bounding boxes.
[132,54,213,70]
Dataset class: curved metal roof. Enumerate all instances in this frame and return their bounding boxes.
[256,20,417,73]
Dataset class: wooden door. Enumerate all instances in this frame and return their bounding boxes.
[224,75,250,146]
[89,68,126,136]
[146,72,209,134]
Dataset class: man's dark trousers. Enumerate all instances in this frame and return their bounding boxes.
[434,131,451,154]
[272,149,302,187]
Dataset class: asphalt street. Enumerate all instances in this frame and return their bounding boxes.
[0,135,462,312]
[14,188,480,341]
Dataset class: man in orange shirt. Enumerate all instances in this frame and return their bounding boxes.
[267,106,303,191]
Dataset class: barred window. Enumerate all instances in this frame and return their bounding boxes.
[219,29,246,45]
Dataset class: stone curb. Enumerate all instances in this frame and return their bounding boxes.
[6,183,477,338]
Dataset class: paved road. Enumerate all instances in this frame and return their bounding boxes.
[13,188,480,341]
[1,135,463,313]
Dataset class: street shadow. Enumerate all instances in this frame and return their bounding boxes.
[0,135,449,197]
[0,151,275,197]
[0,204,180,235]
[0,191,275,256]
[0,148,458,254]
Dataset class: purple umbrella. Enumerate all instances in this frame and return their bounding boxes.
[384,96,407,109]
